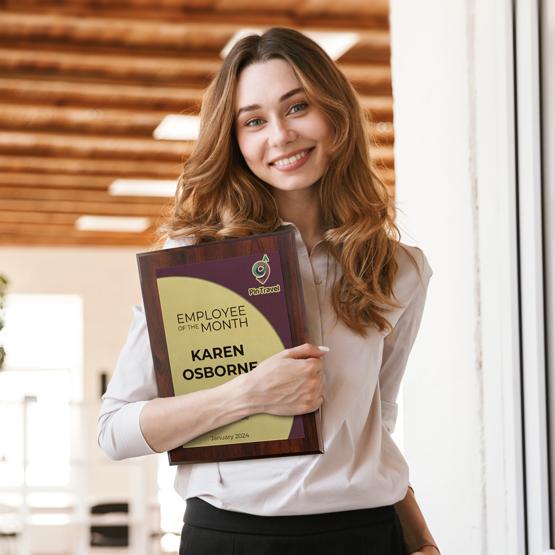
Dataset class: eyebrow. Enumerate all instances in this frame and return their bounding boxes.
[236,87,304,119]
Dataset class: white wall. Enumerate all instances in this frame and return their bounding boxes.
[390,1,484,553]
[0,246,159,553]
[390,1,525,554]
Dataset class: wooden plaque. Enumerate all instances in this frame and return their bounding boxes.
[137,225,323,465]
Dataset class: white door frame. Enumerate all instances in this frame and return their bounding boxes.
[474,0,527,553]
[517,0,555,552]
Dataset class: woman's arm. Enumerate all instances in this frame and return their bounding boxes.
[139,342,327,453]
[394,487,440,555]
[98,296,327,460]
[376,249,436,552]
[139,376,252,453]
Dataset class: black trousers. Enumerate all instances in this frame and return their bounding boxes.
[180,497,409,555]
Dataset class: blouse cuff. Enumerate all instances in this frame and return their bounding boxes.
[98,400,157,460]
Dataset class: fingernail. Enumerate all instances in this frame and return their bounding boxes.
[318,345,330,352]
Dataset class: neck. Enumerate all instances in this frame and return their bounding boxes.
[273,188,323,252]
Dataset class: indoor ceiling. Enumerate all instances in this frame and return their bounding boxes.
[0,0,394,246]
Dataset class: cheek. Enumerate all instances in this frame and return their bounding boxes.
[304,113,334,150]
[318,119,334,146]
[237,133,264,165]
[317,121,335,160]
[237,137,269,181]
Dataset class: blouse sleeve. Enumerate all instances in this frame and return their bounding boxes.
[378,246,433,435]
[97,236,191,460]
[97,303,158,460]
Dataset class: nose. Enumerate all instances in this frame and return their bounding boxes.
[268,117,296,147]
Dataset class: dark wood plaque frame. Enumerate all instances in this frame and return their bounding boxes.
[137,225,323,465]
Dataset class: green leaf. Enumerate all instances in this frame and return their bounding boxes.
[0,274,8,295]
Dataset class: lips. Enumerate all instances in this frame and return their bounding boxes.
[269,147,314,166]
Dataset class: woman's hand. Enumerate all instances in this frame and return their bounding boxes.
[239,342,328,416]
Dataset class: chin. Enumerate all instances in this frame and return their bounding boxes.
[268,173,323,190]
[269,181,316,193]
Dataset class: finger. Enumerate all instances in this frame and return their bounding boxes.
[285,342,330,359]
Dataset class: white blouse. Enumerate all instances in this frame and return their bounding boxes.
[97,222,433,516]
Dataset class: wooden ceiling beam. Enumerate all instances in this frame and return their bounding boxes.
[0,186,171,204]
[0,13,231,53]
[0,156,182,177]
[0,77,205,113]
[0,12,389,56]
[0,132,191,160]
[0,49,391,95]
[294,0,389,18]
[345,65,391,95]
[0,173,111,189]
[0,48,221,85]
[0,213,158,248]
[0,227,154,246]
[1,198,166,216]
[0,77,203,112]
[0,104,171,137]
[0,212,161,243]
[3,4,388,29]
[0,211,78,225]
[339,34,390,64]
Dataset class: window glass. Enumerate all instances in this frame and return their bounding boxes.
[0,294,82,372]
[0,295,82,490]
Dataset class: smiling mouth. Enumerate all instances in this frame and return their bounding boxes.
[270,148,314,168]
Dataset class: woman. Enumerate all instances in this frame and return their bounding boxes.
[98,27,440,555]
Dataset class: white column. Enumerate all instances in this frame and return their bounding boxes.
[390,0,526,553]
[390,1,498,553]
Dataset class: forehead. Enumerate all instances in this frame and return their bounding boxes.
[234,59,302,107]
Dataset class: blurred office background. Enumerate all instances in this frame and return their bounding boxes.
[0,0,553,554]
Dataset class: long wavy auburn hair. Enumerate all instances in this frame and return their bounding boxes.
[160,27,420,335]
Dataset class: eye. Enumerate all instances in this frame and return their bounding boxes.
[245,117,264,128]
[289,101,308,114]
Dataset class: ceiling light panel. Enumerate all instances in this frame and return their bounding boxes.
[109,179,177,197]
[75,216,151,233]
[153,115,200,141]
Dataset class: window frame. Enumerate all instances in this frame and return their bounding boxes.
[516,0,555,552]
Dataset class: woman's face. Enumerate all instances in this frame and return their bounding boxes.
[234,59,334,195]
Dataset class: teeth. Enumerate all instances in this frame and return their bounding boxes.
[273,149,310,167]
